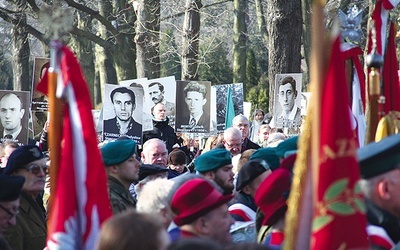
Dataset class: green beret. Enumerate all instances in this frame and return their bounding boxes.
[250,148,280,170]
[275,136,299,158]
[101,140,137,166]
[195,148,232,173]
[358,133,400,179]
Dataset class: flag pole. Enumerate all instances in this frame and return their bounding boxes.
[47,40,63,226]
[365,23,383,144]
[284,0,328,248]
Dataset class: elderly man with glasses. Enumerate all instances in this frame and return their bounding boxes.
[232,115,260,152]
[3,145,47,250]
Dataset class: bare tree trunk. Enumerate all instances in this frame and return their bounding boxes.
[233,0,247,85]
[12,12,30,91]
[181,0,202,80]
[255,0,268,45]
[302,0,311,89]
[98,0,118,84]
[113,0,137,80]
[135,0,161,79]
[70,12,96,104]
[267,0,302,112]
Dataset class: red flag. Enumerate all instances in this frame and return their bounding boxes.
[382,22,400,113]
[311,33,369,249]
[39,47,112,249]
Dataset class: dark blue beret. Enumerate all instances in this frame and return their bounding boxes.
[358,133,400,179]
[195,148,232,173]
[236,159,270,191]
[4,145,45,175]
[101,139,137,166]
[249,148,280,170]
[0,175,25,201]
[139,164,168,181]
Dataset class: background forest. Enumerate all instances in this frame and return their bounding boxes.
[0,0,397,115]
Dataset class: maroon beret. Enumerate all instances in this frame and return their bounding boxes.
[254,168,291,226]
[279,153,296,171]
[171,178,233,226]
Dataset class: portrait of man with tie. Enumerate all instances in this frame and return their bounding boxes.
[175,81,211,133]
[0,91,29,145]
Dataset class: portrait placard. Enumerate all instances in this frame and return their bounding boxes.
[0,90,30,145]
[175,81,212,133]
[102,84,143,144]
[31,57,50,112]
[271,73,303,132]
[212,83,244,131]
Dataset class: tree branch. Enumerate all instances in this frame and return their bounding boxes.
[70,27,113,49]
[161,0,233,21]
[63,0,120,36]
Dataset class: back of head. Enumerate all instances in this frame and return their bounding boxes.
[167,238,222,250]
[96,210,168,250]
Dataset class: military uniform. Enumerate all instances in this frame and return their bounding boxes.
[108,176,136,214]
[4,192,47,250]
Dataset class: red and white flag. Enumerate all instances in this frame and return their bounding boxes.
[311,31,369,249]
[38,46,112,249]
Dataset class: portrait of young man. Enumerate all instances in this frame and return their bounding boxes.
[270,74,303,131]
[0,90,30,145]
[103,85,143,144]
[175,80,211,133]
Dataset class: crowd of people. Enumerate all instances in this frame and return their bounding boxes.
[0,108,399,250]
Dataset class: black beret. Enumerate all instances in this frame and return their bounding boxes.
[236,159,270,191]
[0,175,25,201]
[4,145,45,175]
[139,164,169,181]
[358,133,400,179]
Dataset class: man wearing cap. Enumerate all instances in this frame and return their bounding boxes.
[134,164,169,199]
[358,134,400,249]
[171,178,234,244]
[274,136,298,160]
[254,163,293,248]
[249,148,281,171]
[229,159,271,222]
[195,148,235,195]
[101,139,140,214]
[3,145,47,250]
[0,174,25,250]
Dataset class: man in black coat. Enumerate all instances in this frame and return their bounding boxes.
[143,103,177,153]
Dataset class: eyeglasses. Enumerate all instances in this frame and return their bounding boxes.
[24,164,48,175]
[225,141,243,148]
[0,203,19,220]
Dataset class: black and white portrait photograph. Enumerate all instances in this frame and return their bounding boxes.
[270,73,303,131]
[102,84,143,144]
[120,78,153,132]
[175,81,211,133]
[31,57,50,112]
[141,76,176,128]
[213,83,244,131]
[0,90,30,145]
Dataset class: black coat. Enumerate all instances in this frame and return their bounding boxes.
[143,118,177,153]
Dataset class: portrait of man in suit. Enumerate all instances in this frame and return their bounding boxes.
[103,86,142,144]
[0,92,29,145]
[148,82,175,118]
[176,81,210,133]
[270,74,302,132]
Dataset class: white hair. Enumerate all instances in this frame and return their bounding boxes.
[224,127,242,140]
[232,114,249,126]
[136,178,174,214]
